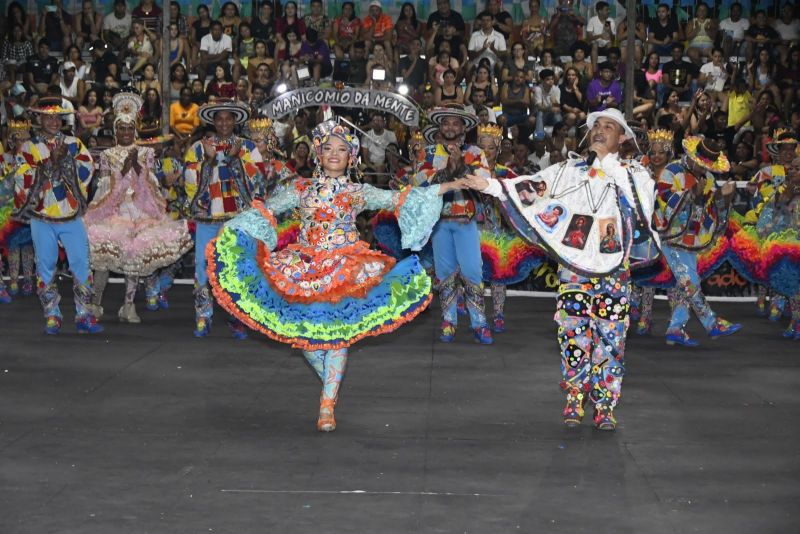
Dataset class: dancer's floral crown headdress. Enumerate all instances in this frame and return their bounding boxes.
[311,120,360,162]
[477,123,503,140]
[647,129,674,153]
[112,91,143,128]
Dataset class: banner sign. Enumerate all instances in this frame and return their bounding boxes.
[265,87,420,126]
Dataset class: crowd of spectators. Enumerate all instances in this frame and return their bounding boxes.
[0,0,798,188]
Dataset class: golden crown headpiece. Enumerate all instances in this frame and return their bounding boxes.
[8,119,31,133]
[772,128,793,140]
[248,117,274,136]
[647,129,674,145]
[477,123,504,140]
[410,130,424,145]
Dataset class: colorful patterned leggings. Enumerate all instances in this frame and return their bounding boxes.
[662,244,717,334]
[302,348,348,403]
[555,267,630,410]
[4,245,35,287]
[630,285,655,331]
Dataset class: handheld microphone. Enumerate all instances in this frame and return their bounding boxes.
[586,150,598,166]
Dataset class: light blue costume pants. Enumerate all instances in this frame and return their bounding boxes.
[661,244,717,333]
[193,221,224,321]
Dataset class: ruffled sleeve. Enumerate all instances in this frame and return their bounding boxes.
[362,184,444,251]
[224,183,300,250]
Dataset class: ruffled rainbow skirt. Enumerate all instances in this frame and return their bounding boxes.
[0,203,32,254]
[480,228,546,285]
[207,226,433,351]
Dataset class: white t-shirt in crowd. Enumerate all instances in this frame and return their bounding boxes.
[465,104,497,123]
[200,33,233,56]
[468,29,507,69]
[700,62,728,92]
[719,17,749,41]
[775,20,800,41]
[586,16,616,48]
[527,150,551,170]
[362,128,397,166]
[533,84,561,111]
[102,12,132,38]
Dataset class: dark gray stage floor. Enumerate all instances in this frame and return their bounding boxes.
[0,284,798,534]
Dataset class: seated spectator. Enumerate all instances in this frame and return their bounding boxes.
[465,86,497,123]
[276,2,306,41]
[25,39,60,96]
[135,63,160,96]
[686,2,716,65]
[699,47,729,109]
[399,38,427,94]
[126,19,157,76]
[1,23,34,83]
[511,140,535,174]
[272,60,299,95]
[275,25,303,64]
[534,69,562,134]
[502,41,535,84]
[169,86,200,151]
[252,62,274,91]
[468,11,506,75]
[251,1,277,57]
[58,61,85,108]
[234,22,255,79]
[132,0,163,32]
[76,88,103,139]
[560,66,587,129]
[190,78,208,105]
[549,121,576,164]
[435,69,464,105]
[366,42,395,81]
[654,88,687,126]
[646,3,678,57]
[102,0,132,51]
[63,45,89,81]
[683,90,714,136]
[706,110,740,154]
[427,0,466,39]
[586,61,622,112]
[235,78,251,102]
[38,0,72,52]
[90,39,120,85]
[475,105,493,127]
[775,3,800,64]
[168,22,187,70]
[616,6,647,65]
[139,87,162,130]
[535,49,563,84]
[780,47,800,113]
[206,65,236,101]
[304,0,331,41]
[394,2,422,58]
[725,75,752,128]
[332,2,360,59]
[429,21,468,68]
[521,0,548,57]
[745,10,780,62]
[749,48,781,112]
[361,1,395,60]
[169,63,188,101]
[661,43,696,104]
[247,40,276,82]
[249,83,269,116]
[288,140,314,178]
[465,64,498,106]
[6,2,33,43]
[499,69,532,128]
[190,5,213,68]
[333,40,367,85]
[549,0,585,58]
[361,113,398,177]
[719,2,749,59]
[219,2,241,46]
[642,51,663,94]
[631,69,656,121]
[169,1,189,38]
[586,1,615,66]
[565,41,593,89]
[74,0,102,50]
[196,21,233,82]
[429,46,460,88]
[729,141,758,182]
[299,28,332,84]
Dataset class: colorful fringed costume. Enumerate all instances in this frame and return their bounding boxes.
[651,137,741,346]
[8,97,103,334]
[0,147,35,302]
[207,120,446,431]
[184,100,267,337]
[413,107,493,344]
[476,108,659,431]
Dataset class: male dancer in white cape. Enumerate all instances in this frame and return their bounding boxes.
[464,109,659,430]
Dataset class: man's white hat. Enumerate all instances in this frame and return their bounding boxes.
[586,108,636,140]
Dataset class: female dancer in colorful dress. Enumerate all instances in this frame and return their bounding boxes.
[0,120,36,303]
[84,91,193,322]
[207,120,462,432]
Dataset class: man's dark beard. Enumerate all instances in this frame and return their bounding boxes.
[441,130,464,142]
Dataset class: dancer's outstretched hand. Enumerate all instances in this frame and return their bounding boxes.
[201,137,217,161]
[720,179,736,198]
[462,174,490,191]
[226,140,241,158]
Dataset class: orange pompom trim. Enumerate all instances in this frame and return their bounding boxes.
[251,199,278,229]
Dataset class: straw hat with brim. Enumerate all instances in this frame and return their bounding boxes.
[682,136,730,174]
[766,129,799,156]
[422,124,439,145]
[29,97,74,115]
[428,105,479,132]
[198,99,250,125]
